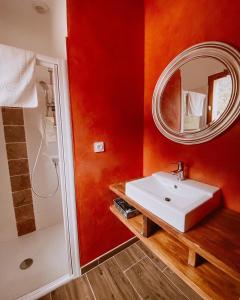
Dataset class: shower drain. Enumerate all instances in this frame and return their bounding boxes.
[19,258,33,270]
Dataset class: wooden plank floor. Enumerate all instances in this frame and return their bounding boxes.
[39,241,202,300]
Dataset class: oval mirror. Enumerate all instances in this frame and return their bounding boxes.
[152,42,240,144]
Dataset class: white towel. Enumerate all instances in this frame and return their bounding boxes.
[186,91,206,117]
[0,43,38,107]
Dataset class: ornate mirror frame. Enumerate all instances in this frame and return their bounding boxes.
[152,42,240,144]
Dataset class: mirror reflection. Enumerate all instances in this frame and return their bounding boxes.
[160,57,232,132]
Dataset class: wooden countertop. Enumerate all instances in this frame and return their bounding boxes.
[109,181,240,299]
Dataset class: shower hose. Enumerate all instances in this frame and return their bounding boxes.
[30,117,59,198]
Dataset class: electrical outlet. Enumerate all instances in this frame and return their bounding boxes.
[93,141,105,153]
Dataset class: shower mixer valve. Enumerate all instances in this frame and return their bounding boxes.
[52,157,59,167]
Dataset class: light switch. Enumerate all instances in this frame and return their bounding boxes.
[93,141,105,153]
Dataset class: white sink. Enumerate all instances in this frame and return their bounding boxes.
[125,172,221,232]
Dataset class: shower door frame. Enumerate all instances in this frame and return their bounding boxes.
[19,54,80,300]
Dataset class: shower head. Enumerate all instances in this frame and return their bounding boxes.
[32,1,49,14]
[39,80,49,91]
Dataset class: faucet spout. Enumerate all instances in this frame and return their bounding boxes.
[171,161,185,181]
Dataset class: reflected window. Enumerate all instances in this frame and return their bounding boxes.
[208,70,232,123]
[212,74,232,120]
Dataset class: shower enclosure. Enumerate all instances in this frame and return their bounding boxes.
[0,55,79,300]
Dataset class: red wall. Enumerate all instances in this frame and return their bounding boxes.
[67,0,144,265]
[144,0,240,212]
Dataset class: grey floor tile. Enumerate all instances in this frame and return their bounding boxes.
[163,267,203,300]
[114,242,145,271]
[51,275,94,300]
[137,240,166,270]
[126,257,188,300]
[87,257,140,300]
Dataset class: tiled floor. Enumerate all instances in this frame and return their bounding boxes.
[40,241,202,300]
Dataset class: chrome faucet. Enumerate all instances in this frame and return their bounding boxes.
[172,161,185,181]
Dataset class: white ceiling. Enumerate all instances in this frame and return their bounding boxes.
[0,0,67,58]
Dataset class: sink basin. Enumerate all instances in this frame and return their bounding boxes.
[125,172,221,232]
